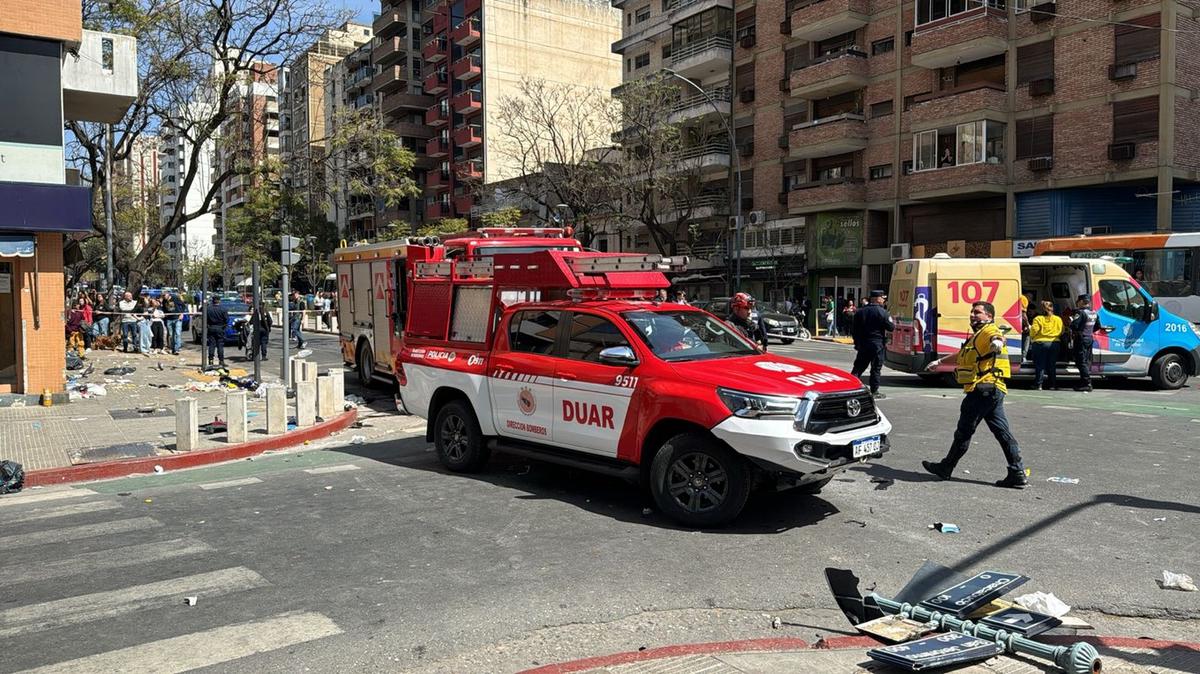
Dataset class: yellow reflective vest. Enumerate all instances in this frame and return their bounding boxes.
[954,323,1010,393]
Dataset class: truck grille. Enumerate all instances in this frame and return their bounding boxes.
[804,390,877,434]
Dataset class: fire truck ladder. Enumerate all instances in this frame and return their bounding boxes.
[565,254,689,274]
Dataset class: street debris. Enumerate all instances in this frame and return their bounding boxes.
[103,366,136,375]
[929,522,960,533]
[641,507,653,517]
[323,485,333,490]
[0,460,25,494]
[344,394,366,406]
[183,596,198,606]
[1046,476,1080,484]
[1014,591,1071,617]
[771,616,782,629]
[1161,570,1198,592]
[153,465,164,474]
[1153,517,1167,522]
[844,519,867,527]
[198,418,227,434]
[296,349,313,358]
[143,498,153,504]
[350,435,366,445]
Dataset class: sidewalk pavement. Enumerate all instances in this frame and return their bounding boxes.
[525,634,1200,673]
[0,344,345,476]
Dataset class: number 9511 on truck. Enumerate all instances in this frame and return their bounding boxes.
[395,246,892,527]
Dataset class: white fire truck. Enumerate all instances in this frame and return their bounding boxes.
[394,245,892,527]
[333,228,582,385]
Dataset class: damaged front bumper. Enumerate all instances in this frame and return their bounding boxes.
[710,413,892,484]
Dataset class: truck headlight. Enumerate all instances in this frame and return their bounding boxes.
[764,318,780,327]
[718,387,800,419]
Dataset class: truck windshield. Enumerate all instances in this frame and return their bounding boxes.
[623,310,758,362]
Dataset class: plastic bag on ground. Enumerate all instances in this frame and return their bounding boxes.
[0,460,25,494]
[1014,591,1071,617]
[1161,570,1198,592]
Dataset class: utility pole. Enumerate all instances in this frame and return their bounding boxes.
[200,268,209,369]
[251,261,261,382]
[104,124,115,290]
[280,234,301,387]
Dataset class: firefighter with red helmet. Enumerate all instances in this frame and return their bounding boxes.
[727,292,768,350]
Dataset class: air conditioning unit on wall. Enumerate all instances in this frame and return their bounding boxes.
[1108,142,1136,161]
[747,210,768,226]
[890,243,911,260]
[1083,226,1111,236]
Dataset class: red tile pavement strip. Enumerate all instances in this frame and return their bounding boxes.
[24,408,359,487]
[519,634,1200,673]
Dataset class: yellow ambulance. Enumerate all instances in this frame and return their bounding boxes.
[885,253,1200,389]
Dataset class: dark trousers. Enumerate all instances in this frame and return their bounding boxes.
[254,330,269,359]
[851,341,885,393]
[1030,341,1059,388]
[1074,337,1094,386]
[207,331,226,364]
[942,387,1024,476]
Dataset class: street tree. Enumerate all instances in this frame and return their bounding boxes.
[182,257,222,291]
[66,0,350,292]
[324,107,423,240]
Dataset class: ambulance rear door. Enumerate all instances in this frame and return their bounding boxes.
[931,261,1022,363]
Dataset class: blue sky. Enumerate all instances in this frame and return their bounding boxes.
[343,0,380,24]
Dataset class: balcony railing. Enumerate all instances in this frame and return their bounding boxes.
[451,54,482,80]
[422,37,447,62]
[671,193,730,214]
[451,17,481,46]
[672,85,732,113]
[669,34,734,67]
[425,104,450,126]
[452,88,483,114]
[790,47,868,98]
[453,124,482,146]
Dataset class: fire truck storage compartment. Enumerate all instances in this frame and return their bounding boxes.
[371,260,392,368]
[407,282,454,339]
[351,261,372,330]
[450,286,493,343]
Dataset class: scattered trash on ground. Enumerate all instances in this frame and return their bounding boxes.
[1153,517,1167,522]
[929,522,960,534]
[1161,570,1198,592]
[143,498,153,504]
[296,349,313,358]
[323,485,333,491]
[344,394,366,406]
[844,519,867,527]
[350,435,366,445]
[117,492,132,496]
[1046,476,1080,484]
[1014,591,1071,617]
[183,596,198,606]
[771,616,782,629]
[869,477,893,491]
[641,507,653,517]
[198,418,227,434]
[153,465,164,474]
[0,460,25,494]
[103,366,136,376]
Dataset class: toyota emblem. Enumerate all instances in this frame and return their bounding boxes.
[846,398,862,418]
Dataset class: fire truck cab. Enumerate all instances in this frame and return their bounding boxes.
[334,228,582,386]
[396,247,892,527]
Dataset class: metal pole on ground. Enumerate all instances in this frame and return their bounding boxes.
[252,261,261,382]
[281,264,290,388]
[104,124,115,290]
[200,268,209,369]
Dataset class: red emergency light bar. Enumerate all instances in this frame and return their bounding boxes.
[565,288,659,302]
[475,227,571,238]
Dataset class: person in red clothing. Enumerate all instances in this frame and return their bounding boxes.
[66,299,87,356]
[80,296,95,350]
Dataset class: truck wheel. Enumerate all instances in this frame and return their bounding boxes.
[795,475,834,495]
[434,400,489,472]
[356,343,375,388]
[649,433,750,528]
[1150,353,1188,390]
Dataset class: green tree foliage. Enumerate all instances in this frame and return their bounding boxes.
[182,257,222,291]
[325,108,422,223]
[417,218,470,238]
[479,207,523,229]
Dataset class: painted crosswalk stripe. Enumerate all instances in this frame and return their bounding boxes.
[304,464,361,475]
[9,516,161,549]
[199,477,263,490]
[1043,405,1081,411]
[0,488,96,509]
[0,566,269,638]
[25,610,341,673]
[1112,411,1157,418]
[6,500,122,524]
[0,538,214,587]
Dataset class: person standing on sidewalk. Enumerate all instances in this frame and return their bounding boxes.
[250,303,272,359]
[824,296,839,337]
[205,295,229,367]
[1029,300,1063,390]
[850,290,894,399]
[288,290,306,349]
[1070,294,1101,392]
[922,301,1028,489]
[161,290,185,355]
[137,294,153,356]
[118,291,139,353]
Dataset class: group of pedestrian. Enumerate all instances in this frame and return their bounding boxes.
[1023,294,1103,392]
[819,295,860,337]
[65,288,187,357]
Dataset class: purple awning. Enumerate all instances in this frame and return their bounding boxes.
[0,181,93,233]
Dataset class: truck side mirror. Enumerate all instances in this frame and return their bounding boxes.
[598,345,639,367]
[1142,301,1156,323]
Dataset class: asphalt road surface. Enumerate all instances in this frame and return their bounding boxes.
[3,339,1198,673]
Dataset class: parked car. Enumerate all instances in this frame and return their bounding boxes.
[191,299,252,346]
[707,297,802,344]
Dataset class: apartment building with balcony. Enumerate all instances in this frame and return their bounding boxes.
[159,111,217,281]
[1,2,136,395]
[113,134,160,254]
[416,0,621,222]
[743,0,1200,300]
[281,23,373,218]
[371,0,435,232]
[211,61,280,284]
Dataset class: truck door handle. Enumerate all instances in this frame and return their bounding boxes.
[495,364,514,371]
[559,373,577,381]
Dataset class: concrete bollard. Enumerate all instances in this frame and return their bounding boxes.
[296,380,317,427]
[290,358,305,389]
[226,391,248,443]
[300,360,318,384]
[266,386,287,435]
[176,397,199,451]
[329,367,345,411]
[316,374,336,420]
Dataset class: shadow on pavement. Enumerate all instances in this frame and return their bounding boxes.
[331,439,840,534]
[853,463,997,488]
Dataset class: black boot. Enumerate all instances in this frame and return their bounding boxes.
[994,472,1029,489]
[922,460,952,480]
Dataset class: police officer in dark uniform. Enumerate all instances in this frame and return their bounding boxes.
[850,289,894,399]
[204,296,230,367]
[726,292,768,350]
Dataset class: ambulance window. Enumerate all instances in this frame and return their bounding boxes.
[509,310,561,354]
[566,313,631,363]
[1099,279,1147,320]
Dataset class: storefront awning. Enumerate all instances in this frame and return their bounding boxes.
[0,181,92,233]
[0,235,36,258]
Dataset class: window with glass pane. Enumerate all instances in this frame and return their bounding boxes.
[957,121,983,165]
[985,120,1005,162]
[914,130,937,171]
[567,314,631,362]
[1099,280,1148,320]
[1133,250,1196,297]
[509,310,561,354]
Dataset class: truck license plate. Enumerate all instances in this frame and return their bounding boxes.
[852,435,881,458]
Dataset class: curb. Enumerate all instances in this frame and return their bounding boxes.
[519,634,1200,674]
[24,408,359,487]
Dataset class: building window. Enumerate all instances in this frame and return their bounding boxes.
[913,120,1005,171]
[635,6,651,23]
[1114,14,1160,65]
[815,31,855,57]
[736,7,756,41]
[784,46,809,75]
[869,164,893,180]
[871,37,894,55]
[1112,96,1159,143]
[1015,115,1053,159]
[870,99,894,118]
[904,30,913,46]
[101,37,114,71]
[1016,40,1054,85]
[634,52,650,69]
[662,43,673,59]
[903,92,929,111]
[917,0,1005,27]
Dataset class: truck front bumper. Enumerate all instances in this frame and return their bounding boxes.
[710,412,892,482]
